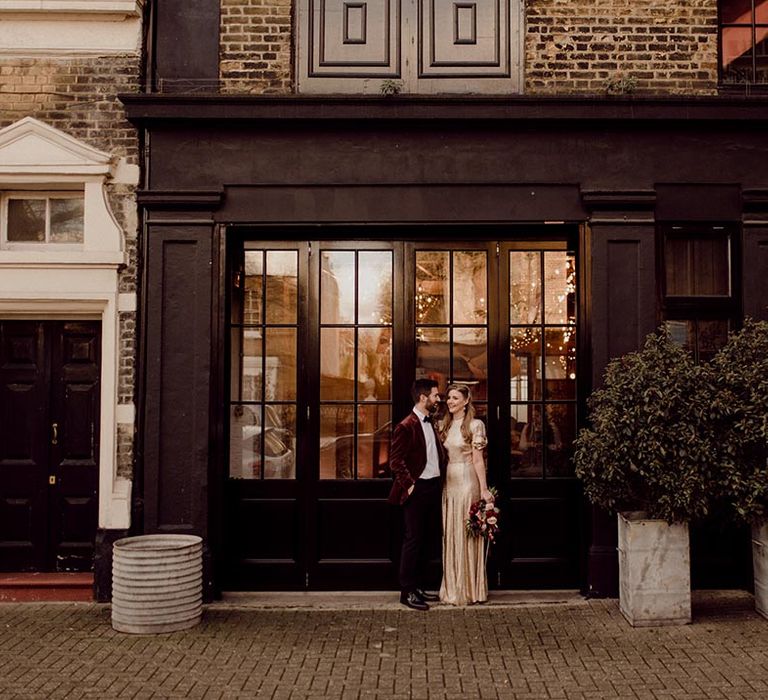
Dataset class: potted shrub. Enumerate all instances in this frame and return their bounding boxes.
[574,329,718,626]
[711,319,768,619]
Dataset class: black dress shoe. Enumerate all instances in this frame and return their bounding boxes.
[400,590,429,611]
[415,588,439,602]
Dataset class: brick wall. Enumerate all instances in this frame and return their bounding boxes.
[525,0,719,95]
[216,0,719,96]
[0,56,140,157]
[0,55,140,478]
[220,0,293,93]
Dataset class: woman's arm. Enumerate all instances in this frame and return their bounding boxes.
[470,420,493,502]
[472,447,493,502]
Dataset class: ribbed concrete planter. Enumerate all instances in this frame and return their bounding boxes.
[617,512,691,627]
[112,535,203,634]
[753,522,768,620]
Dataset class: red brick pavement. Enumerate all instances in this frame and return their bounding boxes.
[1,591,767,698]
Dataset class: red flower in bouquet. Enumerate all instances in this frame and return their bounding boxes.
[466,487,500,543]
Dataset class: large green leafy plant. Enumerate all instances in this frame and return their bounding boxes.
[711,319,768,524]
[574,330,718,523]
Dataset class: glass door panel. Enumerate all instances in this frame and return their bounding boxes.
[230,249,299,480]
[498,235,581,591]
[508,246,576,479]
[415,247,490,417]
[319,248,393,480]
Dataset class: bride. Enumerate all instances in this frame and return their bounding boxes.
[437,383,494,605]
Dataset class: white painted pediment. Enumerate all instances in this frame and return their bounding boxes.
[0,117,113,178]
[0,117,124,258]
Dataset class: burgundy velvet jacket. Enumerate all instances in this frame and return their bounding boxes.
[387,411,448,506]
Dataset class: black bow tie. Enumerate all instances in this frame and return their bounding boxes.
[423,415,432,423]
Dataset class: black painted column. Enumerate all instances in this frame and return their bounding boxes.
[742,190,768,322]
[94,529,129,602]
[581,190,658,597]
[138,202,219,599]
[152,0,220,92]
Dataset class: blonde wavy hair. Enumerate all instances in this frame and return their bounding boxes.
[438,383,476,445]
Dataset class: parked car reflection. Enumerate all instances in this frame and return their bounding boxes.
[319,421,391,479]
[232,404,295,479]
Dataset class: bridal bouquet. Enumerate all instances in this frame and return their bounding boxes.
[466,487,500,543]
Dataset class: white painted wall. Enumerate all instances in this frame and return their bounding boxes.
[0,1,143,54]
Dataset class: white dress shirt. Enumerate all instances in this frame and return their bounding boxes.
[413,407,440,479]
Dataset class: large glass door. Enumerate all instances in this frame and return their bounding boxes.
[225,242,307,589]
[309,241,404,588]
[409,240,581,589]
[498,241,581,588]
[224,233,582,590]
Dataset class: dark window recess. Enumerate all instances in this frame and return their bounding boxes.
[661,225,739,363]
[666,318,731,363]
[720,0,768,85]
[664,231,731,296]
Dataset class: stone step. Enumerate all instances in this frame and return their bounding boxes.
[218,589,584,609]
[0,573,93,602]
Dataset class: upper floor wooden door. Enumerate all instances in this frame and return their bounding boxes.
[0,321,100,572]
[297,0,524,94]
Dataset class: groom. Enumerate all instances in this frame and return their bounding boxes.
[388,378,447,610]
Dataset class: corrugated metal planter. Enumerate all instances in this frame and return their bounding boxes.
[753,522,768,620]
[112,534,203,634]
[618,512,691,627]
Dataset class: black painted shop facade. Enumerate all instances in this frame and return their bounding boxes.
[117,94,768,598]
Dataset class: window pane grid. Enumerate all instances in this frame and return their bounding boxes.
[3,194,84,245]
[720,0,768,83]
[415,250,488,400]
[509,248,577,479]
[662,226,736,366]
[320,250,393,480]
[230,249,298,480]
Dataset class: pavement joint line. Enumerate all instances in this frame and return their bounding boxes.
[1,591,766,699]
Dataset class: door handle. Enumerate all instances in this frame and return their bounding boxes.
[51,422,58,445]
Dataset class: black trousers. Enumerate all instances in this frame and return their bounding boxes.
[399,476,442,592]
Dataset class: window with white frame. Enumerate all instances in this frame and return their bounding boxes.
[1,192,85,247]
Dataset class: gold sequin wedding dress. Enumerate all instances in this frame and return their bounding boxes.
[439,418,488,606]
